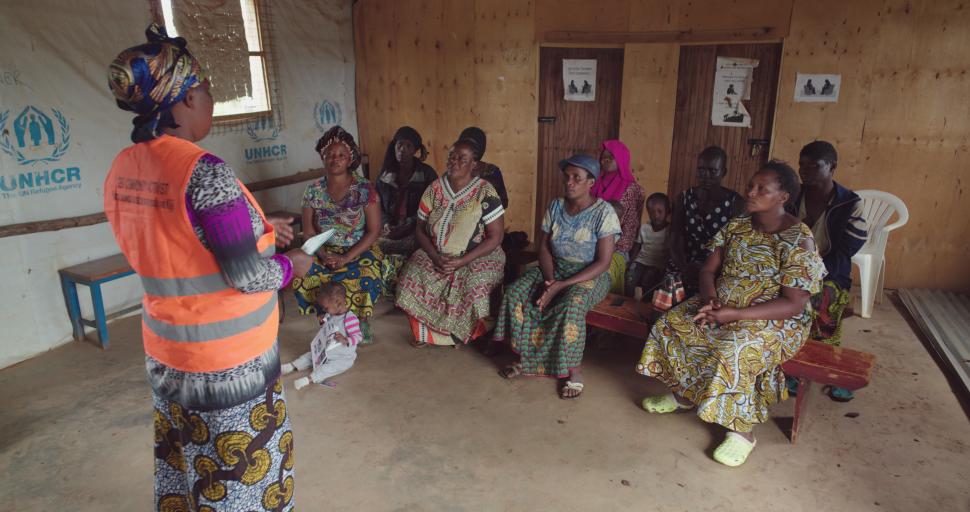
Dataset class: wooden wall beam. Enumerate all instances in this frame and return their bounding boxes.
[544,27,779,44]
[0,167,325,239]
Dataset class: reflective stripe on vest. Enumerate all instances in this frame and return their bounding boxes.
[143,293,277,342]
[104,135,279,373]
[140,245,275,297]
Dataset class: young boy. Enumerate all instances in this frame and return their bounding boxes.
[282,282,362,390]
[624,193,670,299]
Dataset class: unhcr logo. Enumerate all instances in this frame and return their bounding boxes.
[0,106,70,166]
[244,115,286,164]
[0,105,82,200]
[314,100,341,131]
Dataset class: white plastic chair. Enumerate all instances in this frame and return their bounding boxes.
[852,190,909,318]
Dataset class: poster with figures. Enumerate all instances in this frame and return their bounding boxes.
[794,73,841,102]
[563,59,596,101]
[711,57,759,127]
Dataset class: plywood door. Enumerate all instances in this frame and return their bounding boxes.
[667,43,783,199]
[536,47,624,240]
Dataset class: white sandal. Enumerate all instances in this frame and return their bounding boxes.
[560,381,584,400]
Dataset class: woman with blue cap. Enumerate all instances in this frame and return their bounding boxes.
[493,154,620,399]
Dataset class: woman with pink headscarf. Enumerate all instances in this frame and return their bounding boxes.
[594,140,645,293]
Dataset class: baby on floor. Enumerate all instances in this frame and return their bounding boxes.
[282,282,362,389]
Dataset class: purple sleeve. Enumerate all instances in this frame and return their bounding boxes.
[186,154,291,292]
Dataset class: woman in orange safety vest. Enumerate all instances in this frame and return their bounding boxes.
[105,25,310,511]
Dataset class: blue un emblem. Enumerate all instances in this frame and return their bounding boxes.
[246,116,280,142]
[0,106,71,166]
[314,100,342,132]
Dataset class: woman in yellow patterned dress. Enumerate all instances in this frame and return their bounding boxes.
[636,162,825,466]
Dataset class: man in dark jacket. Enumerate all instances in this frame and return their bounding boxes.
[791,140,867,401]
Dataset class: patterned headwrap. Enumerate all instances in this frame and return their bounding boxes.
[108,24,206,141]
[315,125,362,172]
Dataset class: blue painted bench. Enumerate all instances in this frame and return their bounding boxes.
[59,253,140,349]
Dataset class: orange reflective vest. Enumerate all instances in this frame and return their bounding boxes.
[104,135,278,372]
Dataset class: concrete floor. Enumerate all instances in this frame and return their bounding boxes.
[1,294,968,512]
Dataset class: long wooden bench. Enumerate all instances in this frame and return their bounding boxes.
[586,293,876,444]
[59,253,139,349]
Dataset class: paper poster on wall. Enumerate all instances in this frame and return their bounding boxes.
[711,57,759,127]
[794,73,841,102]
[563,59,596,101]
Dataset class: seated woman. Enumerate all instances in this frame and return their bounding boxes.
[637,162,824,467]
[494,154,620,399]
[667,146,745,295]
[793,140,867,401]
[459,126,509,208]
[395,139,506,347]
[293,126,383,343]
[593,140,644,293]
[375,126,438,294]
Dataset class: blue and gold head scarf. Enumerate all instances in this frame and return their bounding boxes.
[108,24,206,141]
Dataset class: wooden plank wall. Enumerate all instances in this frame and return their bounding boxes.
[353,0,969,289]
[353,0,538,233]
[772,0,970,289]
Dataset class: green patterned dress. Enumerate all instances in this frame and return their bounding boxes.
[636,217,825,432]
[494,197,621,377]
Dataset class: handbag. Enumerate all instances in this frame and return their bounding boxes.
[652,272,686,311]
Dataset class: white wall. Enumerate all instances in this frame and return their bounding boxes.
[0,0,358,368]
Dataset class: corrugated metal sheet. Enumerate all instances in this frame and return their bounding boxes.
[899,289,970,395]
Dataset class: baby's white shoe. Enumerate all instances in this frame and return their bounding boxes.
[281,363,296,375]
[294,377,310,390]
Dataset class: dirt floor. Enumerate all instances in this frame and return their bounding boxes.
[1,293,968,511]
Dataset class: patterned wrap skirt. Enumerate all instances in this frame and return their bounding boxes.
[292,244,384,321]
[153,378,295,511]
[494,260,611,377]
[636,296,810,433]
[810,279,850,345]
[378,234,417,298]
[607,251,629,294]
[395,247,505,345]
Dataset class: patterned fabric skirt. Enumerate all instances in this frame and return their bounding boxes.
[607,251,628,294]
[810,279,850,346]
[636,296,809,432]
[493,261,611,377]
[378,234,418,298]
[292,245,384,321]
[153,378,294,512]
[395,247,505,345]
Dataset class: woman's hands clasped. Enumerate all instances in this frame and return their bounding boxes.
[430,251,468,274]
[692,297,739,328]
[535,279,565,312]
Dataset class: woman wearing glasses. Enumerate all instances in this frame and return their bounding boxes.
[394,139,506,348]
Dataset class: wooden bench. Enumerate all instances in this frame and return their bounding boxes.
[586,293,876,443]
[59,254,139,349]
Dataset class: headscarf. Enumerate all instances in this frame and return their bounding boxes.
[108,24,206,142]
[458,126,486,159]
[591,140,635,202]
[381,126,427,174]
[315,125,362,172]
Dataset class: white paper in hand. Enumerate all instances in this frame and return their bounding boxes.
[301,229,335,255]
